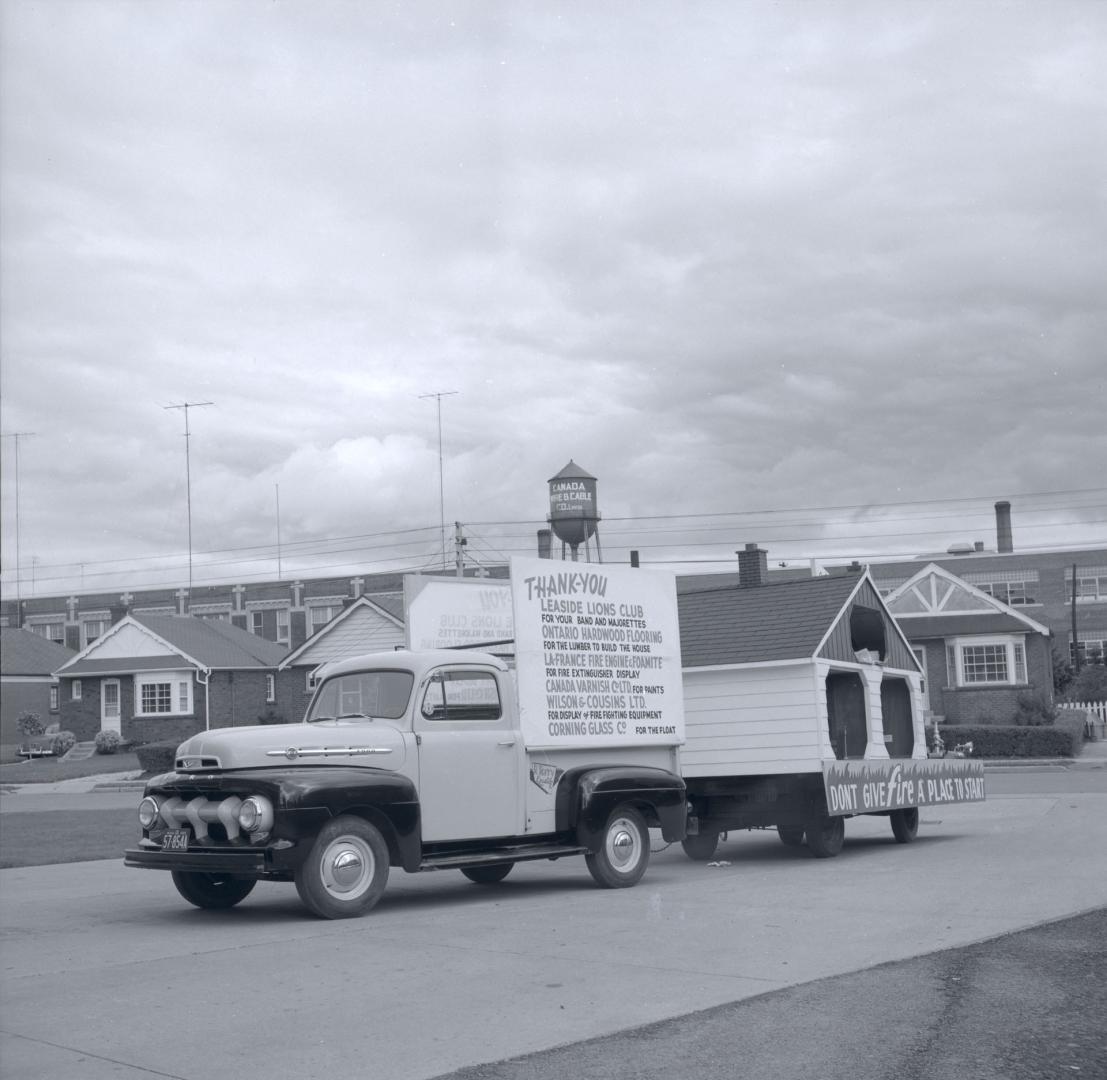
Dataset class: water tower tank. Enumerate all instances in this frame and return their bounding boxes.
[548,461,599,551]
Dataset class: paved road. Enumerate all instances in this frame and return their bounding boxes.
[1,771,1105,1080]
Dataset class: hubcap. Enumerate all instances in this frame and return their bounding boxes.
[608,819,639,871]
[320,837,374,899]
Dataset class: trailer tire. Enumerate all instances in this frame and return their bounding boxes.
[461,862,514,884]
[890,807,919,844]
[681,830,719,861]
[171,871,256,910]
[776,826,805,848]
[295,815,389,919]
[805,815,845,858]
[586,805,649,888]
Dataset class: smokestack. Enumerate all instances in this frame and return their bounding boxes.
[737,543,768,588]
[537,528,553,559]
[995,501,1013,554]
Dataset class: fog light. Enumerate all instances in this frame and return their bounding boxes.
[237,796,274,834]
[138,797,160,830]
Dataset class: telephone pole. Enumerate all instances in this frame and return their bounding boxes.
[2,431,36,614]
[419,390,457,570]
[164,402,213,595]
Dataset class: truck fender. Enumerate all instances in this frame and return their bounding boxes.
[555,766,686,848]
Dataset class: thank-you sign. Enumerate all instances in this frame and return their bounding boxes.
[510,556,685,749]
[822,758,985,817]
[403,575,513,653]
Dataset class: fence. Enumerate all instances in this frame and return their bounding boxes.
[1058,701,1107,738]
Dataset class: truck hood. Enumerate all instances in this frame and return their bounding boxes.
[174,721,408,772]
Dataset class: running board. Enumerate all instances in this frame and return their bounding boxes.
[419,843,588,872]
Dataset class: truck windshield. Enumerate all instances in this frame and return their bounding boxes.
[307,671,414,722]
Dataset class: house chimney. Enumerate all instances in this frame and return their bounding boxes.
[995,501,1013,554]
[737,543,768,587]
[847,560,864,574]
[537,528,553,559]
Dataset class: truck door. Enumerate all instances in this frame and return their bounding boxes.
[415,668,524,841]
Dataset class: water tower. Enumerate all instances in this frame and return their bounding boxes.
[548,461,602,562]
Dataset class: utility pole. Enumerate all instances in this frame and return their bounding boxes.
[275,483,283,580]
[1071,563,1081,673]
[419,390,457,570]
[2,431,36,616]
[164,402,213,596]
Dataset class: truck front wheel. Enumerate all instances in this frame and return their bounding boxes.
[295,816,389,919]
[890,807,919,843]
[586,805,649,888]
[805,815,845,858]
[171,871,256,910]
[681,830,719,861]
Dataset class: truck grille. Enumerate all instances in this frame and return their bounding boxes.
[156,794,245,842]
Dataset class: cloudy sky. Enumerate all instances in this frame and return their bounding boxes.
[2,1,1104,600]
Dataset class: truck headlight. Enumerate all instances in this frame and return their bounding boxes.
[138,797,160,830]
[237,796,274,834]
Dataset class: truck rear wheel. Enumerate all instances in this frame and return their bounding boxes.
[776,826,805,848]
[681,830,719,861]
[805,814,845,858]
[461,862,514,884]
[586,805,649,888]
[295,816,389,919]
[890,807,919,844]
[171,871,256,910]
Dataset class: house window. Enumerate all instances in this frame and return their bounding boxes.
[82,619,108,647]
[306,668,322,694]
[50,686,59,711]
[266,674,276,703]
[135,673,193,716]
[310,605,341,634]
[31,622,65,643]
[72,679,82,701]
[1071,638,1107,665]
[948,637,1030,687]
[276,609,290,644]
[251,611,264,635]
[1065,568,1107,603]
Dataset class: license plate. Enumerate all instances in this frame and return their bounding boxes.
[162,829,190,851]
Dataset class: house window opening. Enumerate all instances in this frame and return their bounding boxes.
[849,606,886,661]
[826,672,868,761]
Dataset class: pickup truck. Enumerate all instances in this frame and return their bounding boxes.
[124,649,686,919]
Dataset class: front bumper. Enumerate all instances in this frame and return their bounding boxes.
[124,840,302,878]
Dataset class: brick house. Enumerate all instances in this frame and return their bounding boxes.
[883,563,1053,724]
[53,614,289,746]
[1,628,75,757]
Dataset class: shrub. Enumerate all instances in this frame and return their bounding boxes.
[51,731,77,756]
[135,741,178,774]
[1012,691,1057,727]
[17,711,44,738]
[94,730,121,755]
[257,708,288,725]
[939,723,1080,758]
[1064,663,1107,704]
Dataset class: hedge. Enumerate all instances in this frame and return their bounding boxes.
[135,741,178,775]
[939,723,1081,758]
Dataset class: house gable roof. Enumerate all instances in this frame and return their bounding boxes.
[56,615,288,676]
[679,573,865,668]
[279,596,404,670]
[884,563,1051,636]
[0,628,75,676]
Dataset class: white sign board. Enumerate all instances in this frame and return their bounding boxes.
[403,575,513,653]
[510,556,685,749]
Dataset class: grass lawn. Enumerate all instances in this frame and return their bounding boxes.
[0,809,140,868]
[0,751,142,783]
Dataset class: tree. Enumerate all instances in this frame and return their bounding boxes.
[1065,663,1107,704]
[17,711,44,738]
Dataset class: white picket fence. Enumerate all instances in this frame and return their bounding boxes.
[1058,700,1107,738]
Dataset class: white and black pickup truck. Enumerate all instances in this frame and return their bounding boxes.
[125,649,686,919]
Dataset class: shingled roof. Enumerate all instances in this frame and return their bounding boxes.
[57,615,288,676]
[1,628,75,675]
[678,574,865,668]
